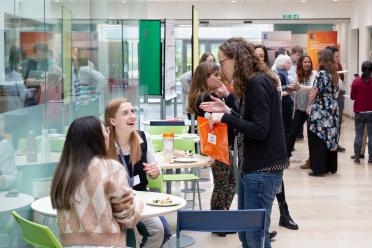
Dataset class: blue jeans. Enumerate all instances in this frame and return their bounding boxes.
[238,172,283,248]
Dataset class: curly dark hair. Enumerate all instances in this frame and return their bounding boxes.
[296,56,313,83]
[219,38,279,98]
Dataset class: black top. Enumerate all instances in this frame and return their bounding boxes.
[221,73,288,173]
[118,130,148,191]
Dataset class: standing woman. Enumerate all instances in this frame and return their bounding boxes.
[105,98,164,248]
[307,49,340,176]
[254,46,299,233]
[350,60,372,164]
[188,62,235,237]
[50,116,143,248]
[286,56,317,162]
[200,38,287,248]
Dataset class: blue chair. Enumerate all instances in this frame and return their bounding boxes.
[176,209,267,248]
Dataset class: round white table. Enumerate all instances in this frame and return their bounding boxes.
[0,191,34,213]
[31,191,186,219]
[157,154,210,170]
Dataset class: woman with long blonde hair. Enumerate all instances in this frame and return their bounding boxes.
[105,98,165,248]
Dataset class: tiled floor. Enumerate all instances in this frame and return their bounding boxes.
[161,115,372,248]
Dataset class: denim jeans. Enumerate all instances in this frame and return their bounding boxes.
[238,171,283,248]
[354,112,372,158]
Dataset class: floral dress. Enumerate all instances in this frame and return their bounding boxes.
[308,70,340,151]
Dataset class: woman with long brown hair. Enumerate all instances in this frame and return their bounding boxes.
[307,49,340,176]
[105,98,165,248]
[50,116,142,247]
[200,38,286,248]
[188,62,235,237]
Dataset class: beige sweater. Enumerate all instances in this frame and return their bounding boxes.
[57,157,143,248]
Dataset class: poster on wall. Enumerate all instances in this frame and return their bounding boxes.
[262,31,292,48]
[192,5,199,74]
[307,31,337,68]
[164,19,176,101]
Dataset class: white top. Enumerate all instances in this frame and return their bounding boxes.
[0,192,34,213]
[31,191,186,219]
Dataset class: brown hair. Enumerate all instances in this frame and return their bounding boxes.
[219,38,279,98]
[291,45,303,56]
[104,98,141,164]
[188,62,219,114]
[296,56,313,83]
[50,116,108,210]
[199,52,215,64]
[317,49,339,85]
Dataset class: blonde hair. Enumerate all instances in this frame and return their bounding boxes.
[104,98,141,164]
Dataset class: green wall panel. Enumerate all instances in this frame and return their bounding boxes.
[139,20,161,95]
[274,24,334,34]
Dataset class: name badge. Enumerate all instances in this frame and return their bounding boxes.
[207,133,217,145]
[133,175,140,186]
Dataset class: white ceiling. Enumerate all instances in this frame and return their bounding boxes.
[145,0,353,2]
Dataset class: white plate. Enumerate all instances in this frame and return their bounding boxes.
[146,199,179,207]
[173,157,197,163]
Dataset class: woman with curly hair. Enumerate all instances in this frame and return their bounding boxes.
[307,49,340,176]
[200,38,287,248]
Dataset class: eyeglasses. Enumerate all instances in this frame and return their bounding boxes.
[219,57,230,66]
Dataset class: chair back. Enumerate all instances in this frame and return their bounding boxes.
[148,126,187,135]
[11,211,63,248]
[176,209,266,248]
[174,138,195,153]
[147,174,164,193]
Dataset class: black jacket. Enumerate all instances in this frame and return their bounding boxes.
[221,73,288,173]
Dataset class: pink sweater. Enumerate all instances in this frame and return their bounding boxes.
[57,157,143,248]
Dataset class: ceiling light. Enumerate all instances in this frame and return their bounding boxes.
[231,0,237,3]
[121,0,127,3]
[333,0,339,2]
[300,0,307,2]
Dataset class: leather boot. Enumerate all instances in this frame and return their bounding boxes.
[279,201,298,230]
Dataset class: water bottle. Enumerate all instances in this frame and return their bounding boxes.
[40,129,50,162]
[26,130,37,163]
[163,133,174,163]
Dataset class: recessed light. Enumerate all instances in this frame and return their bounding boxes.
[300,0,307,3]
[231,0,237,3]
[121,0,127,3]
[333,0,339,2]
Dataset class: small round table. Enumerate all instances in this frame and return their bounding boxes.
[0,191,34,213]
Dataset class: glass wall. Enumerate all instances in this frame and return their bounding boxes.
[0,1,143,247]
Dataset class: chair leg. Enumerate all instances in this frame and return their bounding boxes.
[192,181,196,210]
[196,181,202,210]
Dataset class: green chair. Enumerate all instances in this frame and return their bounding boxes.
[147,126,187,135]
[147,174,164,193]
[11,211,63,248]
[151,139,164,153]
[162,139,201,210]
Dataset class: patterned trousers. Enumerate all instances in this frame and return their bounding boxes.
[210,159,236,210]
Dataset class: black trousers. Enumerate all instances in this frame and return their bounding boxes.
[286,110,308,157]
[308,131,338,174]
[282,101,294,144]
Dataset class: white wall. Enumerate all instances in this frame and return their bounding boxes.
[146,1,353,20]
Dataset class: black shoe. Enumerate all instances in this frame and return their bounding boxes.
[212,232,226,237]
[337,145,346,152]
[368,159,372,164]
[224,232,236,235]
[309,172,324,177]
[351,154,365,159]
[354,158,360,164]
[279,202,299,230]
[269,231,277,240]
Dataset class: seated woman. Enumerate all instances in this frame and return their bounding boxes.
[50,116,143,248]
[105,98,165,248]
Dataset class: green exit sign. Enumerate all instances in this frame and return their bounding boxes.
[283,14,300,19]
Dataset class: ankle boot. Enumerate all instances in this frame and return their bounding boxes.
[279,201,298,230]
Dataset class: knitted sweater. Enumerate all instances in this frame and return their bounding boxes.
[57,157,143,248]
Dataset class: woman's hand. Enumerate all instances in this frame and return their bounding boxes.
[199,95,230,113]
[143,163,160,179]
[208,113,224,128]
[306,105,311,115]
[215,82,229,98]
